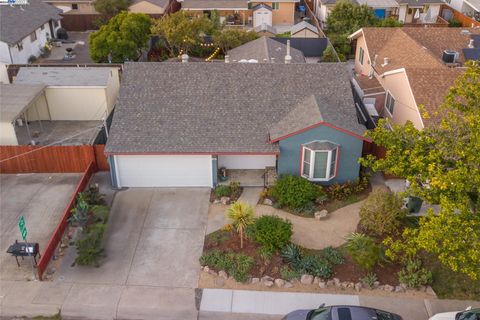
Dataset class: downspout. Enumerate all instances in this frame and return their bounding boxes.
[8,45,13,64]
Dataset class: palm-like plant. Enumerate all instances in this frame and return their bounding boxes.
[226,201,255,249]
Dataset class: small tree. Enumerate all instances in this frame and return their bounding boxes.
[89,12,151,62]
[213,29,258,54]
[359,188,407,236]
[226,202,255,249]
[326,0,377,35]
[376,17,403,27]
[344,233,385,271]
[94,0,132,17]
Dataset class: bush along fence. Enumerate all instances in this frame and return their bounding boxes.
[37,161,96,280]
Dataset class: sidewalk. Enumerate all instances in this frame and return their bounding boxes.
[200,288,480,320]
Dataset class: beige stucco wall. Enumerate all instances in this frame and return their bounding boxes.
[26,94,50,121]
[353,33,372,76]
[291,28,319,38]
[249,2,295,25]
[0,122,18,145]
[377,71,424,129]
[129,1,164,14]
[51,2,97,13]
[105,68,120,113]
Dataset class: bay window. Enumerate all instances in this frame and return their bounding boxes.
[301,141,339,181]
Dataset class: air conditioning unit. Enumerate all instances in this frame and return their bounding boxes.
[442,50,459,64]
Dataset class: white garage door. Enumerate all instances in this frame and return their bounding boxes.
[253,10,272,27]
[115,155,212,187]
[218,155,276,169]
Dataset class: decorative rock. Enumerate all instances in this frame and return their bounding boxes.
[203,266,210,273]
[275,278,285,288]
[333,278,341,287]
[347,282,355,288]
[215,277,225,287]
[261,275,274,283]
[314,210,329,220]
[400,283,407,290]
[264,280,274,287]
[384,284,394,292]
[300,274,314,285]
[284,281,294,288]
[263,198,273,206]
[395,286,405,293]
[340,282,349,289]
[377,285,385,290]
[319,281,326,289]
[219,270,228,279]
[373,281,380,288]
[220,196,230,205]
[313,277,320,284]
[251,277,260,284]
[209,270,218,277]
[326,280,334,287]
[213,199,221,204]
[355,282,362,292]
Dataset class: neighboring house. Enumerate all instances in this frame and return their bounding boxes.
[254,23,278,36]
[43,0,97,14]
[181,0,298,27]
[129,0,170,14]
[448,0,480,21]
[226,36,306,62]
[290,21,320,38]
[314,0,399,27]
[0,0,62,64]
[105,62,367,188]
[395,0,445,24]
[349,27,480,130]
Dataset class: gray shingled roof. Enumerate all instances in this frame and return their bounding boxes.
[395,0,444,4]
[0,84,46,122]
[227,36,306,63]
[290,21,319,35]
[14,67,112,86]
[133,0,169,8]
[0,0,61,45]
[181,0,247,9]
[105,62,364,154]
[253,24,278,35]
[252,3,272,10]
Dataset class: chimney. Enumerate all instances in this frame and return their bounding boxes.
[468,39,475,48]
[225,55,230,63]
[285,40,292,64]
[381,57,389,67]
[181,54,189,63]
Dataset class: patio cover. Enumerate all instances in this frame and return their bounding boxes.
[0,84,46,123]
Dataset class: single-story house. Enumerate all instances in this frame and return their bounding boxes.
[0,0,62,64]
[226,36,306,63]
[395,0,445,24]
[13,67,120,121]
[105,62,367,188]
[290,21,321,38]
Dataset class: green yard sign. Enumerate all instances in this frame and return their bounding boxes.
[18,216,27,240]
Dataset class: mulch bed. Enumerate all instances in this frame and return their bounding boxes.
[204,230,284,278]
[209,187,243,203]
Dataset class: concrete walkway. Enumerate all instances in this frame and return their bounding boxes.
[237,187,262,206]
[200,289,480,320]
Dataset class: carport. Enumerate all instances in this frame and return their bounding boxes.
[0,83,47,145]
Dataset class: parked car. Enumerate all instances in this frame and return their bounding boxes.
[429,307,480,320]
[282,304,402,320]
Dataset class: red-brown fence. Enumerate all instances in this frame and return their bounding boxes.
[441,4,480,27]
[362,141,386,159]
[0,145,109,173]
[37,161,96,280]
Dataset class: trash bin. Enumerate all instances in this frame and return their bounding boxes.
[407,196,423,213]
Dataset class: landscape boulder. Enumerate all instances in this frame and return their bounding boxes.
[300,274,314,284]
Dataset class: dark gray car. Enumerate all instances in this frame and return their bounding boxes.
[282,305,403,320]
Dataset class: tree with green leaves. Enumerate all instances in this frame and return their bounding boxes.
[213,29,258,54]
[94,0,132,17]
[362,62,480,279]
[226,202,255,249]
[89,12,151,62]
[326,0,377,35]
[151,11,216,57]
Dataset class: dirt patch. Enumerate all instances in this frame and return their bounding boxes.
[333,254,401,285]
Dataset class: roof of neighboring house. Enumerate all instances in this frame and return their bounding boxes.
[181,0,248,9]
[0,84,46,122]
[14,67,112,87]
[290,21,319,35]
[395,0,444,5]
[131,0,169,8]
[356,0,399,7]
[464,0,480,11]
[0,0,62,45]
[105,62,364,154]
[252,3,272,10]
[254,24,278,35]
[349,27,480,127]
[227,36,306,63]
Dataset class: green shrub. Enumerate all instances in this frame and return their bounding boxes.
[327,183,353,200]
[344,233,385,271]
[269,175,321,210]
[398,259,432,288]
[214,185,231,197]
[448,18,462,27]
[247,215,293,255]
[322,246,344,265]
[299,255,333,279]
[229,181,241,195]
[75,223,106,266]
[281,243,302,265]
[361,272,378,289]
[280,266,302,280]
[359,188,407,236]
[199,250,254,282]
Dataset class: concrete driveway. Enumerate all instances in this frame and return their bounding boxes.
[0,173,81,281]
[58,188,210,319]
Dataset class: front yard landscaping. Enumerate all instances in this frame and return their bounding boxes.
[210,181,243,204]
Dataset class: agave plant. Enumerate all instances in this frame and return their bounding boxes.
[344,232,386,271]
[226,201,255,249]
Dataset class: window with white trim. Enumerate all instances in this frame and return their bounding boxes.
[385,91,395,115]
[301,141,338,181]
[359,47,364,65]
[272,3,279,9]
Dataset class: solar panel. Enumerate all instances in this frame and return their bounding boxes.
[463,48,480,61]
[471,34,480,48]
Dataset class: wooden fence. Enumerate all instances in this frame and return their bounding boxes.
[440,5,480,27]
[0,145,109,173]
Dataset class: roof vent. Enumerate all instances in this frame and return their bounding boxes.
[442,50,459,64]
[468,39,475,49]
[381,57,389,67]
[460,29,470,35]
[285,40,292,64]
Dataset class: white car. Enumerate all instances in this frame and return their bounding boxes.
[429,307,480,320]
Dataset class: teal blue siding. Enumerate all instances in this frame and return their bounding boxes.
[212,157,218,186]
[277,126,363,184]
[108,155,119,188]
